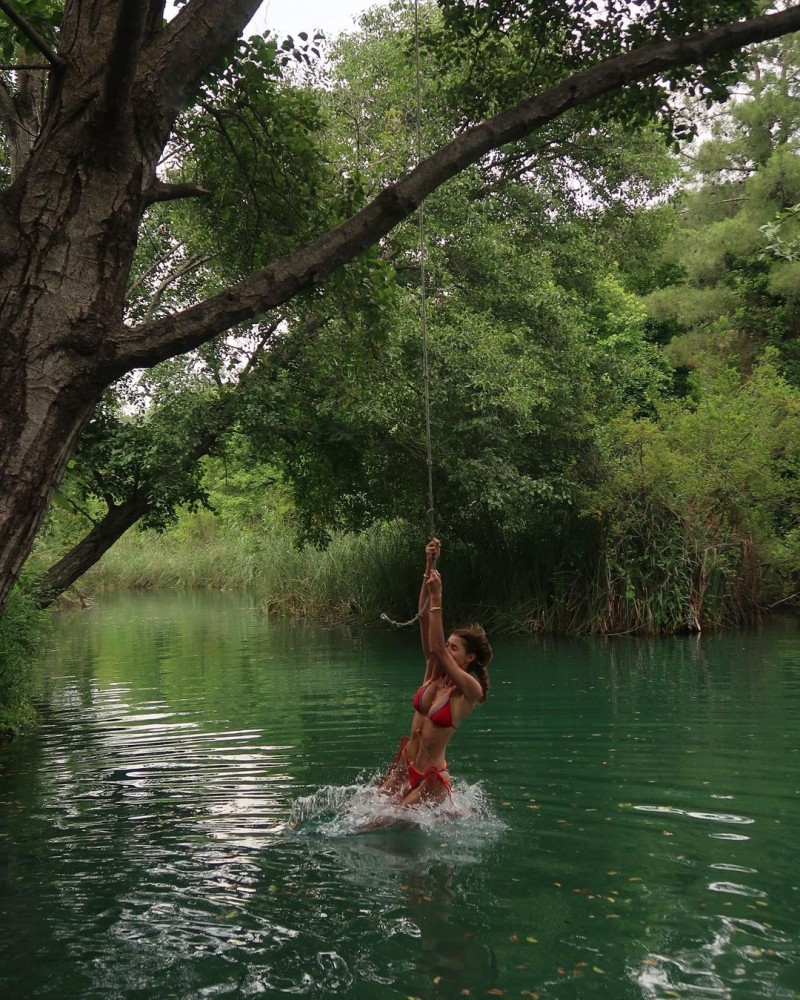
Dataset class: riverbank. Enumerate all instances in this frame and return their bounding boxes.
[69,512,798,636]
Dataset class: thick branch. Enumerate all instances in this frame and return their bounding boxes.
[143,179,211,206]
[146,0,262,121]
[117,4,800,375]
[0,0,63,68]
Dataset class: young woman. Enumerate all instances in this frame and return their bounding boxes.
[377,537,445,797]
[378,540,492,806]
[400,566,491,805]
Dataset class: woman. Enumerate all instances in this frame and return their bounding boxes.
[377,537,446,797]
[400,566,492,805]
[379,540,492,805]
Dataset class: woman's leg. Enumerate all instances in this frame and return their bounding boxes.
[377,736,410,797]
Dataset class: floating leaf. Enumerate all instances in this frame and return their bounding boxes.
[487,990,504,996]
[593,966,605,975]
[525,936,538,944]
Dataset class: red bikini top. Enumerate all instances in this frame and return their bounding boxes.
[411,681,454,728]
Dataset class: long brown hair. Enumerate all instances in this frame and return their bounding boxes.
[453,625,492,702]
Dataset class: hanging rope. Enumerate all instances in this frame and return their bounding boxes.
[380,0,437,629]
[414,0,436,543]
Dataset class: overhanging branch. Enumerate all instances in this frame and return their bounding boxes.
[0,0,63,70]
[118,3,800,374]
[148,0,262,121]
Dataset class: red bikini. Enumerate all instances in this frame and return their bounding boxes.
[412,683,454,727]
[405,681,454,795]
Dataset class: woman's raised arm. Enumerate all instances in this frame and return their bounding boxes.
[425,569,483,703]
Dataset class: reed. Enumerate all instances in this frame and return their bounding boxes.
[78,501,791,635]
[85,517,433,624]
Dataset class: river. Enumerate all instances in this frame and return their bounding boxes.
[1,590,799,999]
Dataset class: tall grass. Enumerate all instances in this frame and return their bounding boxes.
[81,501,795,636]
[85,515,440,625]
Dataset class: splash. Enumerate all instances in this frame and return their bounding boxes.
[289,777,500,838]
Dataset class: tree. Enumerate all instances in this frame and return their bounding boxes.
[642,31,800,378]
[2,1,800,619]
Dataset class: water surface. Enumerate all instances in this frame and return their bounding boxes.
[1,591,799,999]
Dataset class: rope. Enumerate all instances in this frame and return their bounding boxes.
[381,1,436,629]
[414,0,435,541]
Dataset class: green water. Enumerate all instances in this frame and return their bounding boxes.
[1,591,799,1000]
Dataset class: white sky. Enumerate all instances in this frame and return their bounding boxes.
[251,0,388,39]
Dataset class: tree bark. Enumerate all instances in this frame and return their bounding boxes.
[2,0,800,616]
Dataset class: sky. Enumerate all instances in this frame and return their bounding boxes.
[251,0,388,40]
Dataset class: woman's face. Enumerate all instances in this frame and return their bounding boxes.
[446,633,475,670]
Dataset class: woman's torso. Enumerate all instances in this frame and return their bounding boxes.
[409,676,473,768]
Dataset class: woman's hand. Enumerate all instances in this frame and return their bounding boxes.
[426,568,443,601]
[425,537,440,566]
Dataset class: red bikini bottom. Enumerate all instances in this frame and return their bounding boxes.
[406,756,451,794]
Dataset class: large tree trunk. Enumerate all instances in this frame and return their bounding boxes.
[2,0,800,617]
[0,0,262,614]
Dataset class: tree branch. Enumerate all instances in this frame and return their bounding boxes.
[0,0,63,69]
[143,254,211,324]
[143,179,211,206]
[117,3,800,374]
[146,0,262,122]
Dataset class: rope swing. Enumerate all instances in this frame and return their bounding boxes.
[380,0,437,630]
[414,0,436,544]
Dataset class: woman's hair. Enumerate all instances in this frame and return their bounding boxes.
[453,625,492,702]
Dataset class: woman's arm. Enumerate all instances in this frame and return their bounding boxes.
[426,570,483,703]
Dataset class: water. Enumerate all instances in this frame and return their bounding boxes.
[1,591,799,999]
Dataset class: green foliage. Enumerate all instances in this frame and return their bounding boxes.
[172,32,344,281]
[22,0,800,636]
[235,5,681,552]
[588,352,800,632]
[431,0,762,143]
[0,0,60,61]
[0,585,44,735]
[641,35,800,379]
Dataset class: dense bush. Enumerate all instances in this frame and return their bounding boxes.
[0,586,44,735]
